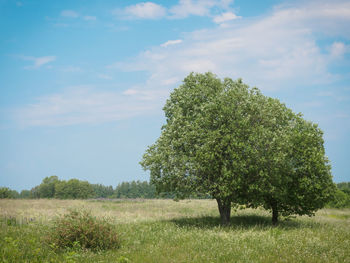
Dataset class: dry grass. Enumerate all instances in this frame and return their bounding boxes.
[1,199,350,263]
[1,198,349,226]
[0,199,219,223]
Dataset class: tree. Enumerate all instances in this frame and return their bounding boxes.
[30,185,40,199]
[91,184,114,198]
[0,187,19,199]
[141,72,335,225]
[327,182,350,208]
[19,189,32,199]
[245,111,335,224]
[337,182,350,195]
[55,179,93,199]
[327,189,350,208]
[113,181,157,199]
[37,176,59,198]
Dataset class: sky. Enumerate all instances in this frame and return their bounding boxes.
[0,0,349,191]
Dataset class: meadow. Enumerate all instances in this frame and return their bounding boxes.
[1,199,349,263]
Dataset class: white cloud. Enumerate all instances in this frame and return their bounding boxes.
[59,10,97,22]
[169,0,234,18]
[61,10,79,18]
[213,11,240,24]
[123,89,139,95]
[117,2,167,19]
[122,88,169,101]
[61,66,82,73]
[115,0,234,20]
[20,56,56,69]
[15,1,350,128]
[161,77,180,85]
[114,1,350,92]
[83,15,97,21]
[302,100,324,108]
[267,1,350,37]
[97,74,113,80]
[161,39,183,47]
[15,87,168,127]
[330,42,346,58]
[170,0,216,18]
[53,23,69,28]
[218,0,234,9]
[317,90,349,102]
[32,56,56,68]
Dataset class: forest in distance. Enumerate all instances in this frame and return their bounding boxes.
[0,176,209,200]
[0,176,349,208]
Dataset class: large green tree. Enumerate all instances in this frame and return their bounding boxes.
[141,72,335,224]
[244,105,335,224]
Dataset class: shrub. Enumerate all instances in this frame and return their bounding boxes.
[48,209,119,251]
[327,189,350,208]
[0,187,19,198]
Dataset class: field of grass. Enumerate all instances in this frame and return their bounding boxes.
[1,199,349,262]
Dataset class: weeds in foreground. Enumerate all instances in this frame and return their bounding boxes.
[0,200,349,263]
[47,209,120,251]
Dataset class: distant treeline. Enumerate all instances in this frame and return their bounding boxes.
[327,182,350,208]
[0,176,206,200]
[0,176,158,199]
[1,177,349,207]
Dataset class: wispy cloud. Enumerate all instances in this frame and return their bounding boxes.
[14,87,168,127]
[114,0,234,20]
[213,11,240,24]
[60,10,97,22]
[113,1,350,91]
[317,90,349,102]
[61,66,82,73]
[13,0,350,129]
[169,0,232,18]
[83,15,97,21]
[97,73,113,80]
[19,55,56,69]
[169,0,215,18]
[115,2,167,19]
[61,10,79,18]
[330,42,347,58]
[161,39,183,47]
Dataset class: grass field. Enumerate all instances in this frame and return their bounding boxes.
[1,199,349,262]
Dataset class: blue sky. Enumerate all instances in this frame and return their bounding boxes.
[1,0,349,191]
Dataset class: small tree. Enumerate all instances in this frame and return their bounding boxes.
[55,179,93,199]
[38,176,59,198]
[141,72,335,224]
[0,187,19,199]
[19,189,31,199]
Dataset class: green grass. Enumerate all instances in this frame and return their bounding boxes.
[1,199,349,262]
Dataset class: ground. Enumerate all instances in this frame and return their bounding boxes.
[1,199,349,262]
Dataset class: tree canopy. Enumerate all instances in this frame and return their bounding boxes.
[141,72,335,224]
[0,177,161,200]
[0,187,19,199]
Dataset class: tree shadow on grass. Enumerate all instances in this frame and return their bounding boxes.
[170,214,306,231]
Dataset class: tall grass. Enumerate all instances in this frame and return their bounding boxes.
[1,199,349,262]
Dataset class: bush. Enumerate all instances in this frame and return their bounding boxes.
[0,187,19,198]
[327,189,350,208]
[48,209,119,251]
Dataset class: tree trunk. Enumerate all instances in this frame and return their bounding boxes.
[216,198,231,225]
[271,202,278,225]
